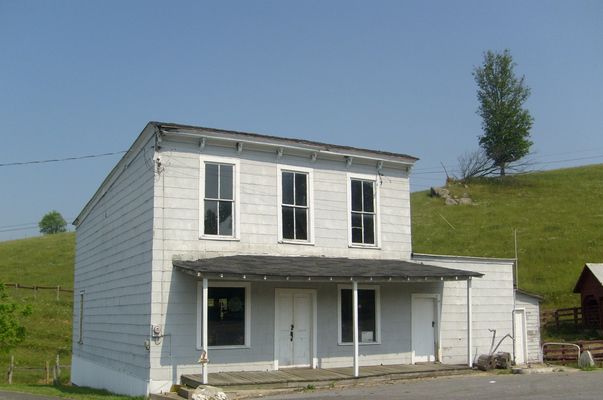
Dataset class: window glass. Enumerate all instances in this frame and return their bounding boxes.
[204,163,235,236]
[351,180,362,211]
[205,164,219,199]
[363,214,374,244]
[341,289,377,343]
[208,287,246,346]
[281,171,309,241]
[220,165,233,200]
[362,181,374,212]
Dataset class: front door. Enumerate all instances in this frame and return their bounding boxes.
[276,290,313,368]
[412,295,437,363]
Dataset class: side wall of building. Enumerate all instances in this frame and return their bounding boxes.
[72,129,156,396]
[515,292,542,363]
[412,254,516,365]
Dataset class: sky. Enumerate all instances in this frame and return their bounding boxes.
[0,0,601,241]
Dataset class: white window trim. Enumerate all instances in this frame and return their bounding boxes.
[337,284,381,346]
[78,289,85,345]
[410,293,441,364]
[276,164,315,245]
[196,281,251,350]
[199,155,241,240]
[346,172,381,248]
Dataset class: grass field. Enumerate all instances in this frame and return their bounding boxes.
[412,164,603,308]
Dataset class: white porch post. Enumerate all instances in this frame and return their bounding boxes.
[352,280,359,377]
[466,277,473,367]
[202,278,209,384]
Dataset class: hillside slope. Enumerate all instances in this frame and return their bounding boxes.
[0,232,75,383]
[411,164,603,308]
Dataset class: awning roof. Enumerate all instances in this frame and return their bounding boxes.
[173,255,483,283]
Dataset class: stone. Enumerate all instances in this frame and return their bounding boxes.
[445,198,458,205]
[578,350,595,368]
[430,187,450,198]
[459,197,473,205]
[191,386,229,400]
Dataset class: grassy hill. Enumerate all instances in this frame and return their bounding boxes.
[412,164,603,308]
[0,232,75,384]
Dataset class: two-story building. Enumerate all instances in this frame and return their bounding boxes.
[71,122,540,396]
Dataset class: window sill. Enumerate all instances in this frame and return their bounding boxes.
[338,341,381,346]
[200,235,240,242]
[348,244,381,250]
[278,240,315,246]
[206,345,250,350]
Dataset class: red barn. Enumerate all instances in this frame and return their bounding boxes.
[573,264,603,329]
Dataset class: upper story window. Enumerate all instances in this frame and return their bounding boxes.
[350,178,376,245]
[204,163,234,237]
[278,166,314,244]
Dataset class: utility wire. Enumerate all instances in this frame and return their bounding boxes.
[0,151,127,167]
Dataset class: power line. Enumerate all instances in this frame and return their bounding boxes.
[0,151,127,168]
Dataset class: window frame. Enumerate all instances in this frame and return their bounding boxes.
[199,156,240,240]
[277,164,315,245]
[78,290,85,345]
[347,173,381,248]
[196,281,251,350]
[337,284,381,346]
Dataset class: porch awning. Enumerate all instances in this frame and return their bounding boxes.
[173,255,483,283]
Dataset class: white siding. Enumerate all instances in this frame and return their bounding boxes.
[515,292,542,363]
[72,129,156,394]
[412,255,516,365]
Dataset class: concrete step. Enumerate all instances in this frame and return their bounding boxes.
[149,392,183,400]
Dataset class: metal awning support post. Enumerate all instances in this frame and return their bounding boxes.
[467,277,473,367]
[202,278,209,384]
[352,280,359,377]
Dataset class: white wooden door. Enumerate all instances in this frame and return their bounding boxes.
[276,291,312,367]
[514,309,527,365]
[412,296,436,362]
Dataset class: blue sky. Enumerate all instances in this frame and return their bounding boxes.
[0,0,601,240]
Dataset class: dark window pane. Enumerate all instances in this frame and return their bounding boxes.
[218,201,233,236]
[351,180,362,211]
[208,287,245,346]
[205,164,219,199]
[341,289,352,343]
[351,213,362,243]
[220,165,233,200]
[282,206,294,239]
[341,289,376,343]
[204,200,218,235]
[295,173,307,206]
[295,208,307,240]
[363,181,374,212]
[363,214,375,244]
[358,290,376,342]
[282,172,294,205]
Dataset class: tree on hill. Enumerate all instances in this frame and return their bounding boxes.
[0,284,32,353]
[39,210,67,235]
[473,49,534,176]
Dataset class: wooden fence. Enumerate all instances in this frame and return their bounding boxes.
[4,283,73,301]
[543,340,603,365]
[6,354,69,384]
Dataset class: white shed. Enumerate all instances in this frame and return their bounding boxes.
[515,289,543,364]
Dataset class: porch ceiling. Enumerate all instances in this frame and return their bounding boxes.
[173,255,483,283]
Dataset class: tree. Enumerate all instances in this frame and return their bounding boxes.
[0,284,31,353]
[39,210,67,235]
[473,49,534,176]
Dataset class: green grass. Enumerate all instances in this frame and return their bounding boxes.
[412,164,603,309]
[0,384,144,400]
[0,232,75,385]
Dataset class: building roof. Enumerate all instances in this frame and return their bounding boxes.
[173,255,483,282]
[516,288,544,301]
[574,263,603,293]
[153,121,419,164]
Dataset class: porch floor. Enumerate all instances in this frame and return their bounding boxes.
[182,363,470,389]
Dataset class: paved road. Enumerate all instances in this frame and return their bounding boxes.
[0,391,61,400]
[261,370,603,400]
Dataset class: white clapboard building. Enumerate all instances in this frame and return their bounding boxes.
[71,122,541,396]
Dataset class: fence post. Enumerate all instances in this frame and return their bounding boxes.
[45,360,50,384]
[7,355,14,384]
[574,308,579,329]
[34,285,37,299]
[54,354,60,385]
[555,310,560,330]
